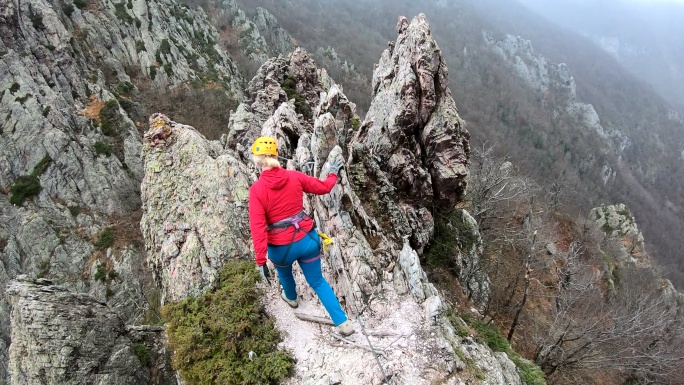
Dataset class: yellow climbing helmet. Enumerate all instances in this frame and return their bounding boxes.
[251,136,278,156]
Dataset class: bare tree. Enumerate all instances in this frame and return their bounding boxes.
[465,143,537,234]
[532,242,684,383]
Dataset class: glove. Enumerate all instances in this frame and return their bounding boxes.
[329,155,344,175]
[257,265,270,284]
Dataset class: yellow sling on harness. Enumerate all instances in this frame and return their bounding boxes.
[318,232,334,252]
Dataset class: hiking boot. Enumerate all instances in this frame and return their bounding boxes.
[337,320,355,337]
[281,291,298,308]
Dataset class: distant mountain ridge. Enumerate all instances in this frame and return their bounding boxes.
[518,0,684,111]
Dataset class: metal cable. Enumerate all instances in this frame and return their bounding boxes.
[316,201,393,384]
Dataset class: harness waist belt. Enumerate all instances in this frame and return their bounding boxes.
[267,211,309,230]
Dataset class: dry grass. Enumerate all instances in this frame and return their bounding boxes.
[82,95,105,121]
[109,209,145,256]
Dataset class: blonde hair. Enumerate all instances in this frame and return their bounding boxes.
[252,154,281,169]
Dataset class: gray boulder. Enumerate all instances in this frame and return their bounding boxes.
[6,277,174,385]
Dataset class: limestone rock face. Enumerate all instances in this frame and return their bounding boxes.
[221,0,294,63]
[140,113,254,303]
[450,209,490,308]
[225,48,323,160]
[1,0,245,381]
[254,7,295,57]
[590,203,647,264]
[6,277,174,385]
[315,46,366,84]
[350,14,470,251]
[483,31,628,169]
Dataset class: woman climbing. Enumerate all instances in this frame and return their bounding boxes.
[248,136,355,336]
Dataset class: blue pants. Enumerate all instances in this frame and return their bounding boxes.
[268,229,348,326]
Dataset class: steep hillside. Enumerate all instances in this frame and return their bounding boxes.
[518,0,684,111]
[231,0,684,288]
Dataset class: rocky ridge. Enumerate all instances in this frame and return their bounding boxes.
[483,31,628,184]
[2,1,523,384]
[140,14,508,384]
[220,0,366,98]
[221,0,295,63]
[590,203,647,266]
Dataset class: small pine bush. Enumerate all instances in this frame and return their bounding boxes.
[9,155,52,205]
[94,264,106,281]
[62,4,75,17]
[99,100,121,136]
[351,116,360,129]
[163,261,295,385]
[132,343,151,366]
[95,228,114,250]
[93,141,112,157]
[73,0,86,10]
[281,77,312,119]
[68,205,81,216]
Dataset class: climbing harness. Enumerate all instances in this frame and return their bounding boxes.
[267,211,392,382]
[267,211,324,266]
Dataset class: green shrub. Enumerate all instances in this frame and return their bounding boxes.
[62,3,75,17]
[424,210,460,270]
[135,40,146,52]
[149,65,157,80]
[159,38,171,55]
[42,106,51,117]
[469,319,509,353]
[163,62,173,76]
[10,155,52,205]
[281,77,312,119]
[37,259,51,279]
[114,2,133,23]
[94,141,112,157]
[132,343,151,366]
[115,81,134,95]
[463,317,547,385]
[73,0,86,10]
[351,116,360,129]
[424,210,479,271]
[32,155,52,177]
[30,14,44,29]
[95,227,114,250]
[99,100,121,136]
[512,355,546,385]
[163,261,294,385]
[68,205,81,217]
[15,94,31,104]
[9,82,20,93]
[94,264,106,281]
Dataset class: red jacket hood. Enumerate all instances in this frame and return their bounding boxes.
[259,167,289,190]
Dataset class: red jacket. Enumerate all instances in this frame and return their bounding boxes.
[248,167,338,266]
